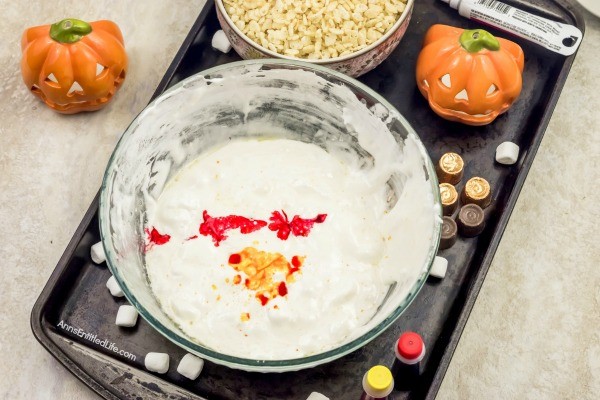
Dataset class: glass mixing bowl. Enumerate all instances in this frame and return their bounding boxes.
[99,59,441,372]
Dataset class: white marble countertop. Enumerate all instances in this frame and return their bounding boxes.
[0,1,598,399]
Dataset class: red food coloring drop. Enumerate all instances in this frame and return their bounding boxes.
[287,263,297,275]
[291,256,301,268]
[278,282,288,297]
[244,278,250,288]
[228,253,241,264]
[186,235,198,240]
[199,210,267,246]
[144,227,171,251]
[257,294,269,306]
[288,255,305,275]
[147,227,171,245]
[290,214,327,237]
[268,210,327,240]
[268,210,292,240]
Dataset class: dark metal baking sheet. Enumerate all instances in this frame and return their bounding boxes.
[31,1,585,399]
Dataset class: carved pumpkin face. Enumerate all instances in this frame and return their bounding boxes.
[416,25,524,126]
[21,19,127,114]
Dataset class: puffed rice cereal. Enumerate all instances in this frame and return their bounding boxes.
[223,0,407,59]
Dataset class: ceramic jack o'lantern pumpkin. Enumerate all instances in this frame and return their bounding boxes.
[416,24,524,126]
[21,18,128,114]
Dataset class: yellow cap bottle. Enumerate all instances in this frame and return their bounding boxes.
[361,365,394,399]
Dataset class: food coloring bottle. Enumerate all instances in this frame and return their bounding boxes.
[392,331,426,390]
[360,365,394,400]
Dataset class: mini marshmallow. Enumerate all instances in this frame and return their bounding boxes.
[106,275,124,298]
[495,141,520,165]
[176,353,204,380]
[212,30,232,53]
[115,305,138,327]
[145,352,169,374]
[90,242,106,264]
[430,256,448,279]
[307,393,330,400]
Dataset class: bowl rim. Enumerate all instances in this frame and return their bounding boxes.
[215,0,415,64]
[99,59,441,372]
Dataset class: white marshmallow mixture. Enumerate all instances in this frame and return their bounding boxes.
[146,137,437,360]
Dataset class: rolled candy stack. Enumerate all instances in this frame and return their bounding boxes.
[435,153,492,248]
[436,152,464,185]
[439,217,458,250]
[457,203,486,237]
[439,183,459,216]
[435,153,462,251]
[461,177,492,209]
[457,176,490,237]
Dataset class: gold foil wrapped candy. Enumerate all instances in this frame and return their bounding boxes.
[439,183,459,216]
[462,177,492,209]
[437,152,464,185]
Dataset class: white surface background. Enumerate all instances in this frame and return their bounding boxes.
[578,0,600,17]
[0,0,598,399]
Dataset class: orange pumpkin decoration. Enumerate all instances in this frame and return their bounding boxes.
[416,24,524,126]
[21,18,127,114]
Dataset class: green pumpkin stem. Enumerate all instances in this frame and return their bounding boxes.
[459,29,500,53]
[50,18,92,44]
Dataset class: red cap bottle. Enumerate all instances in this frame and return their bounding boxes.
[392,332,425,390]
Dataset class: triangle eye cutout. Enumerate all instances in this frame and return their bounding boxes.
[454,89,469,101]
[67,81,84,96]
[45,73,60,88]
[486,84,498,96]
[96,63,109,78]
[440,74,452,88]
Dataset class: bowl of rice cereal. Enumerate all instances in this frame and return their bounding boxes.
[216,0,414,77]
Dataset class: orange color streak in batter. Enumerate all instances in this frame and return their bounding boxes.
[228,247,305,306]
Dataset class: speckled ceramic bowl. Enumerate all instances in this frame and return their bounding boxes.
[215,0,414,77]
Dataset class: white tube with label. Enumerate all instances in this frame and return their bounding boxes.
[441,0,582,56]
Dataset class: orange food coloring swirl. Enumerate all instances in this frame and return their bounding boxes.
[228,247,304,306]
